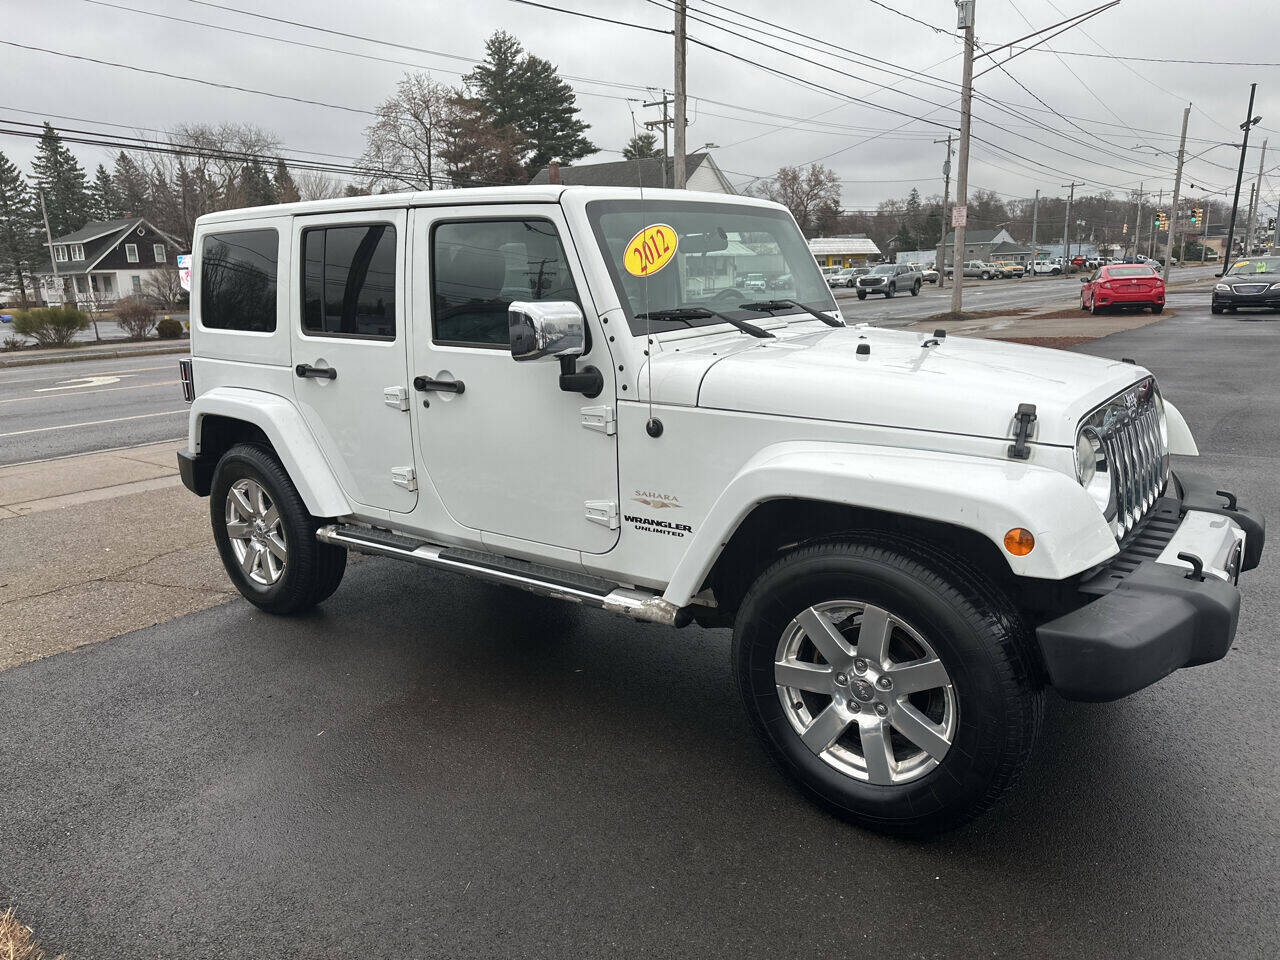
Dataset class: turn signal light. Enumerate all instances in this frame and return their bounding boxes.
[1004,528,1035,556]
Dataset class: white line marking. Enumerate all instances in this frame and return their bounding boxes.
[0,410,188,438]
[35,374,131,392]
[0,437,187,468]
[0,380,180,405]
[0,363,175,386]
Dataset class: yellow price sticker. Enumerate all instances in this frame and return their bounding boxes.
[623,223,678,277]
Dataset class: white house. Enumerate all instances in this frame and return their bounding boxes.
[33,217,185,307]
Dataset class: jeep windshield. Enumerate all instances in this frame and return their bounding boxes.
[585,199,837,335]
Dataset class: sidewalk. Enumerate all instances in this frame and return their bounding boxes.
[0,336,191,368]
[0,441,234,669]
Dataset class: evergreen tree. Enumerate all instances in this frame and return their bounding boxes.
[464,31,596,173]
[273,159,300,203]
[112,152,150,218]
[890,223,916,256]
[622,133,662,160]
[30,122,91,236]
[240,160,277,207]
[0,150,41,304]
[904,188,923,241]
[88,163,120,221]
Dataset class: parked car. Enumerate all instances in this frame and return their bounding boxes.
[829,267,869,288]
[176,184,1263,837]
[1032,259,1062,276]
[920,267,940,284]
[1212,256,1280,314]
[741,273,768,293]
[855,262,922,298]
[768,273,793,290]
[993,261,1024,278]
[1079,264,1165,314]
[820,265,843,279]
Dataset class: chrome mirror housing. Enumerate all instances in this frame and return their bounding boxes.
[509,301,586,362]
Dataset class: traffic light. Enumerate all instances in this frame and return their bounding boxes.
[1189,207,1199,225]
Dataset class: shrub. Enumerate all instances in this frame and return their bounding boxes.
[113,295,158,339]
[12,306,89,348]
[3,334,22,352]
[156,316,184,339]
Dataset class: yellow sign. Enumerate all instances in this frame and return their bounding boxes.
[623,223,678,277]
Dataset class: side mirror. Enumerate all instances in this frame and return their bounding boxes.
[509,300,585,362]
[1080,276,1088,283]
[1214,272,1222,278]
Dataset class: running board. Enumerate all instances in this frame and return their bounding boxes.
[315,524,687,627]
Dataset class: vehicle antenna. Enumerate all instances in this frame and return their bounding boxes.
[629,103,661,438]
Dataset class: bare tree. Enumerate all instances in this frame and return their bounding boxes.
[754,163,842,237]
[143,267,186,308]
[295,171,346,202]
[361,73,454,191]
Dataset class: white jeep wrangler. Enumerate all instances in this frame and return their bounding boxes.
[177,186,1263,835]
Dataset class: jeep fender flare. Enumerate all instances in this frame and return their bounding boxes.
[1163,398,1198,456]
[661,441,1118,607]
[189,386,351,517]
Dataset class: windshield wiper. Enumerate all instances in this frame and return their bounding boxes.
[737,299,844,327]
[634,306,775,339]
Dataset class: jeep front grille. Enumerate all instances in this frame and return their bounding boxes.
[1082,380,1168,539]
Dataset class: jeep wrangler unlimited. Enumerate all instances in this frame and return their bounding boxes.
[177,186,1263,835]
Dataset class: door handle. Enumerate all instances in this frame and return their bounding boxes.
[296,363,337,380]
[413,376,465,394]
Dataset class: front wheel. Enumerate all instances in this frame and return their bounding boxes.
[981,272,991,280]
[1151,305,1164,314]
[734,536,1042,836]
[885,285,895,298]
[1052,268,1061,275]
[210,443,347,615]
[856,290,867,300]
[1211,303,1224,315]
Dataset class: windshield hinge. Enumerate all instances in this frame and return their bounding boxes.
[390,466,418,491]
[1007,403,1038,460]
[584,500,620,529]
[581,405,617,436]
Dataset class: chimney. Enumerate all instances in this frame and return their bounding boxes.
[547,161,561,185]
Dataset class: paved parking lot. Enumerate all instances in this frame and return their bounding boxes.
[1,295,1276,958]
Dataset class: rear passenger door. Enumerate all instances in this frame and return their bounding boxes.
[290,209,417,516]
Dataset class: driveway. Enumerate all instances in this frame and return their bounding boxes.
[1,295,1276,958]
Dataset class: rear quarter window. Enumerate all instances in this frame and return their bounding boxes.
[200,228,279,332]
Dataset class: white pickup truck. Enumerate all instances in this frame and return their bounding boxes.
[177,186,1263,835]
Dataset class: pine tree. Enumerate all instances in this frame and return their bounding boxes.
[87,163,120,221]
[240,160,277,207]
[30,123,91,236]
[464,31,597,173]
[112,152,150,218]
[273,160,300,204]
[623,133,662,160]
[0,150,41,304]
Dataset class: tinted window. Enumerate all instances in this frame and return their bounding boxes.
[301,225,397,339]
[200,229,278,332]
[432,219,579,346]
[1107,266,1155,278]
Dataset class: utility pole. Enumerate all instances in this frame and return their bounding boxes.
[1148,188,1163,259]
[1242,183,1256,255]
[1131,183,1144,260]
[935,134,953,289]
[1223,82,1259,271]
[1202,196,1211,262]
[949,0,976,315]
[642,92,674,188]
[1162,105,1190,283]
[1030,188,1040,254]
[1061,181,1083,271]
[1244,138,1267,255]
[38,189,62,305]
[672,0,688,189]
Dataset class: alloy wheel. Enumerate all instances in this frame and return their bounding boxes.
[774,600,957,785]
[225,478,287,585]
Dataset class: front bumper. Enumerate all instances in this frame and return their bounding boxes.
[1212,289,1280,309]
[1036,471,1264,702]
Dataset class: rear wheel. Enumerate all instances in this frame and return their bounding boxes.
[210,443,346,615]
[910,281,921,296]
[1090,299,1104,315]
[734,536,1042,836]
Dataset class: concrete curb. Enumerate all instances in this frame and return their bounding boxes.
[0,341,190,369]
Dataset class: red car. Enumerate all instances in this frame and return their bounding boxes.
[1080,264,1165,314]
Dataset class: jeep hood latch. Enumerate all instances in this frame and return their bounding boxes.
[1007,403,1038,460]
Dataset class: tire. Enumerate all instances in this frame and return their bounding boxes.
[1080,297,1089,312]
[1090,298,1104,316]
[885,285,895,299]
[1151,305,1164,314]
[981,272,991,280]
[856,290,867,300]
[1227,305,1238,313]
[1052,268,1061,276]
[910,282,921,296]
[210,443,347,615]
[1211,304,1224,315]
[733,535,1042,836]
[847,279,856,288]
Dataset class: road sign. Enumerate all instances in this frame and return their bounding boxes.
[951,205,967,227]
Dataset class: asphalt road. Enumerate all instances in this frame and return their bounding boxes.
[1,294,1276,958]
[0,352,188,466]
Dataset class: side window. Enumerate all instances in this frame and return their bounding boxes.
[200,228,278,332]
[432,219,579,347]
[301,224,397,340]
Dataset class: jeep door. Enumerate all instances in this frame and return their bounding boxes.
[290,209,418,515]
[409,205,619,554]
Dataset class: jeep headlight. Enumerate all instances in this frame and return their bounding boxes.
[1075,427,1113,518]
[1152,388,1168,446]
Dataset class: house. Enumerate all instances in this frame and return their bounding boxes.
[808,234,882,267]
[938,227,1017,267]
[528,152,736,194]
[32,217,185,307]
[988,240,1035,269]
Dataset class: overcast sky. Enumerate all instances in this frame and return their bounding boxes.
[3,0,1278,216]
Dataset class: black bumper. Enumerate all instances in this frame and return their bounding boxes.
[177,447,215,497]
[1036,471,1264,702]
[1212,292,1280,309]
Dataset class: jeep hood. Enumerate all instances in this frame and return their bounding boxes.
[641,323,1149,446]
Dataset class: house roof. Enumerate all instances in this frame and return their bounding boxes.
[33,217,182,276]
[47,218,141,246]
[528,153,732,192]
[807,235,882,256]
[943,228,1013,245]
[990,240,1032,254]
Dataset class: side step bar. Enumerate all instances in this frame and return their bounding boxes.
[315,523,688,627]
